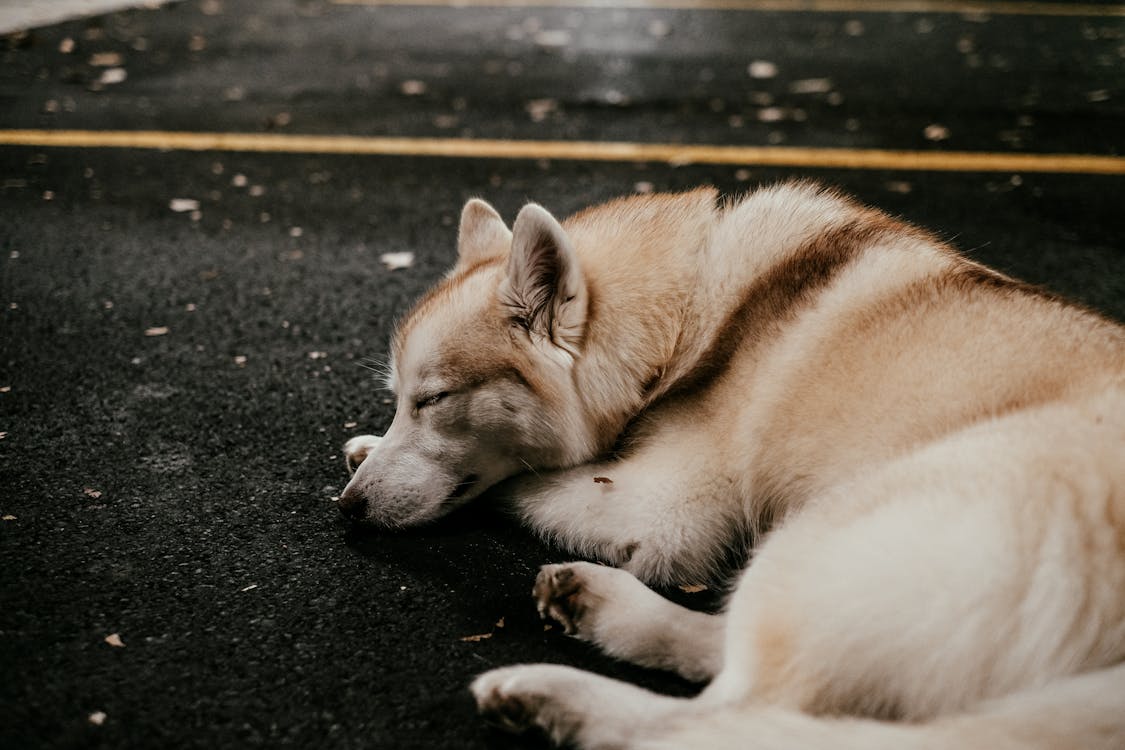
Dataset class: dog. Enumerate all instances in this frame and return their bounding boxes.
[339,182,1125,749]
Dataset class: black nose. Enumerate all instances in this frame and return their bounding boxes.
[337,488,367,521]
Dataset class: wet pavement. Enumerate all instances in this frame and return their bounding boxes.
[1,1,1123,748]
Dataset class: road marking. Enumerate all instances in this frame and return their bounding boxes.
[331,0,1125,17]
[2,130,1123,175]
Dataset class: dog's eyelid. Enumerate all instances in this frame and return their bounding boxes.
[414,390,450,410]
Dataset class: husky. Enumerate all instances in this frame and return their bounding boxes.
[339,182,1125,749]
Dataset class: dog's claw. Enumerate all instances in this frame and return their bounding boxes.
[533,564,587,636]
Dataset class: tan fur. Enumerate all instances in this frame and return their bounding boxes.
[340,182,1125,749]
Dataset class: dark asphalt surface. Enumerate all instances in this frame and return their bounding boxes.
[2,1,1124,749]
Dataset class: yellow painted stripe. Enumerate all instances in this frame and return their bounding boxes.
[331,0,1125,17]
[1,129,1123,175]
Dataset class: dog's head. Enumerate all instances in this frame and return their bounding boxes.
[339,198,597,527]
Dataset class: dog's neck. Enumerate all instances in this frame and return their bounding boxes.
[558,189,723,459]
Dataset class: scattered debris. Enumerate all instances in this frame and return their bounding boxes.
[1086,90,1110,102]
[143,326,169,337]
[83,487,103,499]
[88,52,123,67]
[98,68,127,85]
[233,355,248,367]
[534,29,572,47]
[59,38,75,54]
[525,98,558,123]
[647,19,671,37]
[757,107,785,123]
[747,60,778,79]
[231,174,248,187]
[88,711,107,726]
[169,198,200,212]
[343,421,358,429]
[495,617,505,629]
[289,226,303,238]
[734,168,752,181]
[0,386,9,393]
[633,181,654,194]
[924,124,951,141]
[679,584,708,593]
[104,633,125,648]
[459,632,492,642]
[885,181,913,194]
[400,79,427,96]
[239,583,258,592]
[593,476,614,484]
[308,351,328,360]
[789,78,833,95]
[843,19,865,36]
[380,252,414,271]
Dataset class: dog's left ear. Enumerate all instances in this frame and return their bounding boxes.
[500,203,587,357]
[457,198,512,269]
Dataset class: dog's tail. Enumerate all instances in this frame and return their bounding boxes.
[638,662,1125,750]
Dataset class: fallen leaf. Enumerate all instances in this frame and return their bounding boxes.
[144,326,169,337]
[88,52,123,67]
[679,584,709,593]
[83,487,103,499]
[380,252,414,271]
[593,476,613,484]
[104,633,125,647]
[459,632,492,642]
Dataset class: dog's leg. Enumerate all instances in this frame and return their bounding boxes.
[509,431,744,585]
[471,663,688,750]
[534,561,725,681]
[342,434,381,474]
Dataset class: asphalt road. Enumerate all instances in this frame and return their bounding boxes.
[1,1,1123,749]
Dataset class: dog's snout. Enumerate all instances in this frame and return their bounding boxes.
[337,487,367,521]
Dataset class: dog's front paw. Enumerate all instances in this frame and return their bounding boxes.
[534,562,611,636]
[471,667,545,734]
[343,434,381,474]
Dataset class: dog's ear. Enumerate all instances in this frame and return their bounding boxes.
[457,198,511,268]
[500,203,587,358]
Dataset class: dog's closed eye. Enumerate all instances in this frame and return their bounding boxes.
[415,392,449,410]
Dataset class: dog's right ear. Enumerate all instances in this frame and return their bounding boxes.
[456,198,512,269]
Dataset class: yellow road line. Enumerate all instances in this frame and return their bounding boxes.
[331,0,1125,17]
[2,129,1123,175]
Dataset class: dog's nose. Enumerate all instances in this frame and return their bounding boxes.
[337,487,367,521]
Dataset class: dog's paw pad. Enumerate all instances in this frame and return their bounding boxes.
[533,563,594,635]
[471,672,540,733]
[343,434,381,473]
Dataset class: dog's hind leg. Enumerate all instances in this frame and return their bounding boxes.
[533,561,725,682]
